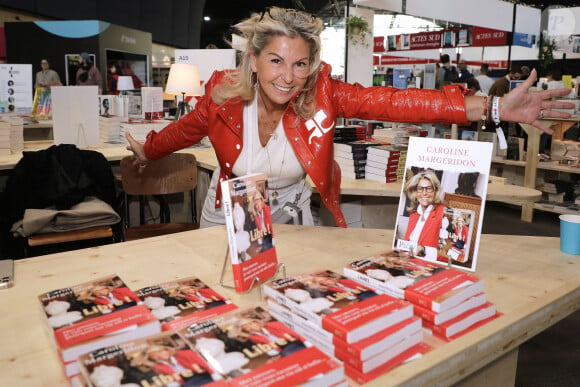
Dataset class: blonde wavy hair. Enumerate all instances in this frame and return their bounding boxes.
[404,170,444,213]
[212,6,324,120]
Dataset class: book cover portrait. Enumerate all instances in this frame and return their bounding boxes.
[393,137,492,271]
[221,173,279,292]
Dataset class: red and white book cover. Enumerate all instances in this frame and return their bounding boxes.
[404,268,484,313]
[136,276,237,331]
[413,292,487,325]
[78,331,226,387]
[393,136,493,271]
[333,316,422,361]
[220,173,279,292]
[38,274,160,361]
[263,269,413,343]
[270,298,422,364]
[335,329,423,373]
[424,302,500,340]
[179,306,344,385]
[345,342,432,384]
[343,250,448,299]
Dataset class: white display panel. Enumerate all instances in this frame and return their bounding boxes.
[51,85,99,146]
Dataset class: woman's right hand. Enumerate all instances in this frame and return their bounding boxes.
[125,132,149,165]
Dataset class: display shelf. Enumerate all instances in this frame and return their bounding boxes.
[517,120,580,221]
[536,160,580,174]
[491,157,526,167]
[534,202,580,216]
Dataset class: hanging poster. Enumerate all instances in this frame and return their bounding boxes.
[0,64,33,114]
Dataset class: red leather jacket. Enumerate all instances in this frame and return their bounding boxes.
[144,63,468,227]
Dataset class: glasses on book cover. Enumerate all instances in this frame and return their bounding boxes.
[416,185,434,193]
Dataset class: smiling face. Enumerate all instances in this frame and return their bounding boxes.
[250,35,311,110]
[415,178,435,209]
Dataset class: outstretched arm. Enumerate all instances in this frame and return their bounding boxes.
[464,68,575,134]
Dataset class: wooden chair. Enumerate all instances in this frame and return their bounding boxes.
[120,153,199,241]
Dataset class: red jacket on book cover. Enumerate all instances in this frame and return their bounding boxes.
[404,204,445,249]
[92,286,141,306]
[150,348,213,380]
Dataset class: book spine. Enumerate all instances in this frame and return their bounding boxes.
[219,180,242,291]
[403,289,435,311]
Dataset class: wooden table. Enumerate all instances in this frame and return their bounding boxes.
[1,225,578,386]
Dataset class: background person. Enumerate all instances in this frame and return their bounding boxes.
[474,64,493,95]
[35,59,62,88]
[124,6,574,231]
[76,52,103,93]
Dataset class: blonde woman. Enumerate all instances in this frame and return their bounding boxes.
[125,7,573,230]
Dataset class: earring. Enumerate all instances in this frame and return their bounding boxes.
[250,71,258,89]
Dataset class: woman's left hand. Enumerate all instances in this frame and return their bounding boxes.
[499,68,575,134]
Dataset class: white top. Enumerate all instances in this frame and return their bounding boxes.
[474,75,494,95]
[200,94,312,227]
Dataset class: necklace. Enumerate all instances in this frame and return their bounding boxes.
[265,137,287,206]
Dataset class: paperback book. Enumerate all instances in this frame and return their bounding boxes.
[263,269,413,343]
[345,342,431,384]
[343,249,448,299]
[220,173,279,292]
[38,274,160,363]
[423,302,500,340]
[179,306,345,386]
[403,268,484,313]
[78,331,226,387]
[268,297,422,363]
[413,292,487,325]
[393,136,493,271]
[135,276,238,331]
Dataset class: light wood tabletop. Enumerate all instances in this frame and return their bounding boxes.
[1,225,578,386]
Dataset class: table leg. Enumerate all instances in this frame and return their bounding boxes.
[453,348,519,387]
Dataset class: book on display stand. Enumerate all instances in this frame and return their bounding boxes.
[219,172,285,293]
[393,136,493,272]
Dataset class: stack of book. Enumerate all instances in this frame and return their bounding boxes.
[334,139,384,179]
[135,276,238,331]
[263,269,428,382]
[0,120,10,155]
[540,179,575,205]
[178,305,346,386]
[343,250,500,342]
[333,125,366,143]
[365,145,407,183]
[119,120,172,144]
[38,274,161,385]
[98,115,123,143]
[371,128,410,146]
[0,117,24,154]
